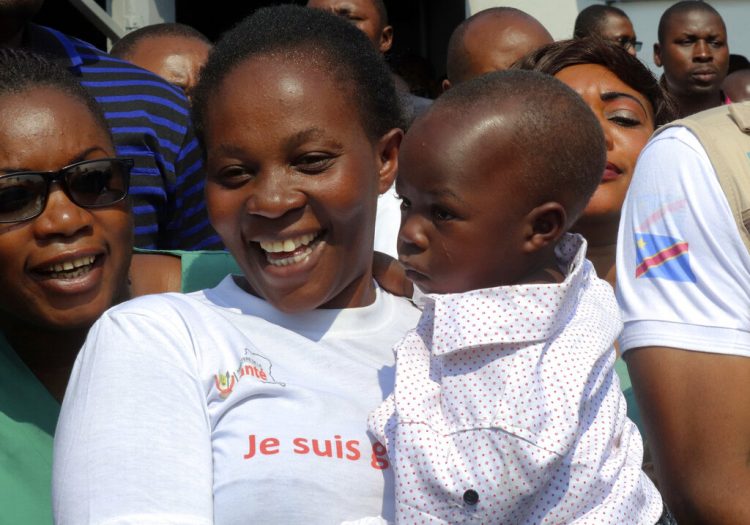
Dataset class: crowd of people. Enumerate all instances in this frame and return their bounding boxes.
[1,0,748,523]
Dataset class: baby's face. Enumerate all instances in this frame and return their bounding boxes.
[396,109,530,294]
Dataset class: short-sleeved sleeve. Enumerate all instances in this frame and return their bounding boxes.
[52,299,214,524]
[616,126,750,356]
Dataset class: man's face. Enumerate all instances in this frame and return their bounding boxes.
[654,9,729,98]
[307,0,393,53]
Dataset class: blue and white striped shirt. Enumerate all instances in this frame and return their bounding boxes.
[27,24,222,250]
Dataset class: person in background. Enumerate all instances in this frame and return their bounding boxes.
[109,22,211,103]
[0,0,221,250]
[654,0,729,118]
[368,69,664,524]
[442,7,552,91]
[722,68,750,102]
[54,6,421,523]
[574,4,641,57]
[617,99,750,524]
[307,0,392,54]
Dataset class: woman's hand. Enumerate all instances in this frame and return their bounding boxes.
[372,251,413,298]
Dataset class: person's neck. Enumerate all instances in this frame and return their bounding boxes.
[2,323,87,403]
[676,90,723,118]
[571,220,618,288]
[518,246,566,286]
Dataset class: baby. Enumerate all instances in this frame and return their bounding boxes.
[369,70,663,524]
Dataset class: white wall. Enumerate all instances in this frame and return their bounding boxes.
[466,0,750,76]
[107,0,174,32]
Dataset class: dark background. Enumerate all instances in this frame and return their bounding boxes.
[34,0,465,87]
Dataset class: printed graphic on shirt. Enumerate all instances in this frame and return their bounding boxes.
[634,232,695,282]
[242,433,390,470]
[637,198,688,231]
[214,349,285,398]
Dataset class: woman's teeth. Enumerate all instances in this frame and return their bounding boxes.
[267,246,314,266]
[260,233,317,253]
[260,233,318,267]
[41,255,96,279]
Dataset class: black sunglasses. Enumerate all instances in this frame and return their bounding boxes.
[0,158,133,223]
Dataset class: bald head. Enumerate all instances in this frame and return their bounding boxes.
[444,7,552,89]
[431,69,605,223]
[723,69,750,102]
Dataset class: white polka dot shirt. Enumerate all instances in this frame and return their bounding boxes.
[369,234,663,524]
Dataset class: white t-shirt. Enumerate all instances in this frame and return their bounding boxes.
[370,234,662,524]
[53,276,421,524]
[616,126,750,356]
[374,184,401,259]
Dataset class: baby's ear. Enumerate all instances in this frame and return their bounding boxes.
[523,202,567,253]
[376,128,403,194]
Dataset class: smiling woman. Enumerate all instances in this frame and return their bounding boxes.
[0,61,133,399]
[0,46,246,524]
[53,5,420,524]
[0,48,133,524]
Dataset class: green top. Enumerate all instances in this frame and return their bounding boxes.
[0,250,238,524]
[0,331,58,525]
[139,249,241,292]
[614,357,643,434]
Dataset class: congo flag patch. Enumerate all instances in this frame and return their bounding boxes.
[635,233,695,282]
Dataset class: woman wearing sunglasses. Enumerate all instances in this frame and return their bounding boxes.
[0,47,134,523]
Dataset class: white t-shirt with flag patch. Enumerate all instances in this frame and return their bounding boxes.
[616,126,750,356]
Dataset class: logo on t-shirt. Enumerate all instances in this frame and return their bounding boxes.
[214,349,285,398]
[634,233,695,282]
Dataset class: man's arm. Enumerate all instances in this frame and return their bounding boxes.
[626,346,750,524]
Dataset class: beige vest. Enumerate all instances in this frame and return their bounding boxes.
[656,102,750,252]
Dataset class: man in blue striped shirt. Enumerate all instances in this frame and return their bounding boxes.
[1,3,222,250]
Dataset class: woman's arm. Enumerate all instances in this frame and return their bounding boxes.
[372,251,413,298]
[129,253,183,296]
[626,346,750,524]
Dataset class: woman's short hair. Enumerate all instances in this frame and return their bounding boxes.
[192,4,402,144]
[513,38,677,126]
[0,47,110,137]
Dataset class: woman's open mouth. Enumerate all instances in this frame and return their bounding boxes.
[259,232,322,267]
[36,255,98,279]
